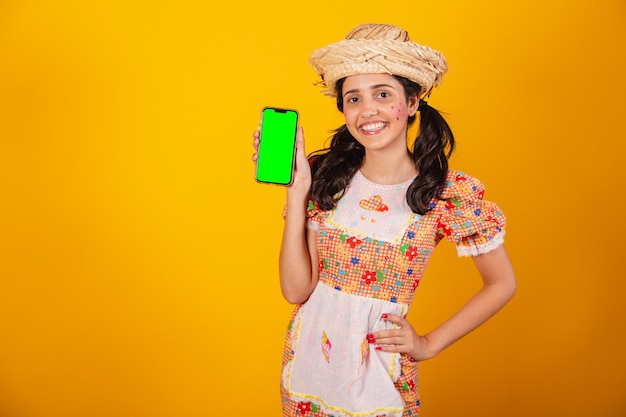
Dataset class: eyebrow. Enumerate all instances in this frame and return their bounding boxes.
[343,83,396,97]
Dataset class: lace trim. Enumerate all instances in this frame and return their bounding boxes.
[456,231,505,257]
[306,219,320,230]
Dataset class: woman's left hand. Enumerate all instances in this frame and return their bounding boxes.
[367,314,436,361]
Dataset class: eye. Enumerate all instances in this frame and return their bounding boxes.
[378,91,391,99]
[346,96,360,104]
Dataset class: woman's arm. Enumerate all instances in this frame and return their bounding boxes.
[266,127,318,304]
[371,244,516,360]
[279,207,319,304]
[253,127,318,304]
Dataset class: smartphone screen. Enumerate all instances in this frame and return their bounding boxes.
[255,107,299,186]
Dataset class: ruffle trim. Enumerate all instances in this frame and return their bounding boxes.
[306,219,320,230]
[456,230,505,257]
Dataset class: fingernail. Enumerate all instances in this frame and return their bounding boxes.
[375,346,382,351]
[381,314,388,319]
[368,338,375,343]
[366,333,374,339]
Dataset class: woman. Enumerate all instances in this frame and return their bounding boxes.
[253,23,516,417]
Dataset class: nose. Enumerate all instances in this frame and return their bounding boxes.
[361,98,378,118]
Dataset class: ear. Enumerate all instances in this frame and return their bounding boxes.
[407,94,419,117]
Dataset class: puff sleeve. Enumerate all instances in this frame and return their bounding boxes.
[436,171,506,257]
[305,199,323,230]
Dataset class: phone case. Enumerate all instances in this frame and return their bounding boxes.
[255,107,299,186]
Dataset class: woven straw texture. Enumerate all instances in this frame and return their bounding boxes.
[309,23,448,97]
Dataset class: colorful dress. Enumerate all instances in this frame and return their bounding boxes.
[281,169,506,417]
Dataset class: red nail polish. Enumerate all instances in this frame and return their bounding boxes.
[366,333,374,339]
[368,338,375,343]
[381,313,388,319]
[375,346,382,351]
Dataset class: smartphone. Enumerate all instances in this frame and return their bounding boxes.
[255,107,299,186]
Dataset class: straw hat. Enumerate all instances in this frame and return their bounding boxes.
[309,23,448,98]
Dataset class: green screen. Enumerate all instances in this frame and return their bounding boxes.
[256,108,298,185]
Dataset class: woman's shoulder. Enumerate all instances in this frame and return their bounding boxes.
[441,169,486,200]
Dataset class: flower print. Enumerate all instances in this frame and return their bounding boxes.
[336,242,350,255]
[351,257,359,265]
[308,200,323,215]
[362,271,377,285]
[405,246,418,261]
[346,236,362,248]
[403,379,417,392]
[477,189,485,199]
[474,208,482,216]
[375,270,386,282]
[455,174,467,182]
[486,215,501,225]
[412,279,420,290]
[436,217,453,237]
[445,198,461,210]
[296,402,312,415]
[407,231,415,239]
[395,253,408,270]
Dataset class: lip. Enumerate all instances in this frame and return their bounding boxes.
[359,121,388,134]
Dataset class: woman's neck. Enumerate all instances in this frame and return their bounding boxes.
[359,151,416,185]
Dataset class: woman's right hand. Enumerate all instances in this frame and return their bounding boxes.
[252,127,312,195]
[289,127,312,193]
[251,128,261,163]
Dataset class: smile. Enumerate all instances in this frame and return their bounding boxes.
[360,122,387,132]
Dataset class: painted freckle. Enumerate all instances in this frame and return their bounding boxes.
[396,106,405,121]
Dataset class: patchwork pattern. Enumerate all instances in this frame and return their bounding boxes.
[359,195,389,212]
[321,331,332,363]
[361,337,369,365]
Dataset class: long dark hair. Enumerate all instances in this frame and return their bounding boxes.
[309,75,455,215]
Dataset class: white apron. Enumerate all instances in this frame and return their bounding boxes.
[283,282,409,417]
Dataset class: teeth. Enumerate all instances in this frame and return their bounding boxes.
[361,122,385,132]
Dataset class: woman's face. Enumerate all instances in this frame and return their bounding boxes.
[341,73,418,154]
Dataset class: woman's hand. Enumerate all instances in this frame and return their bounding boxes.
[251,129,260,163]
[252,127,311,195]
[370,245,516,361]
[367,314,436,361]
[288,127,312,193]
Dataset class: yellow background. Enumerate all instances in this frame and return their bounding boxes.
[0,1,624,416]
